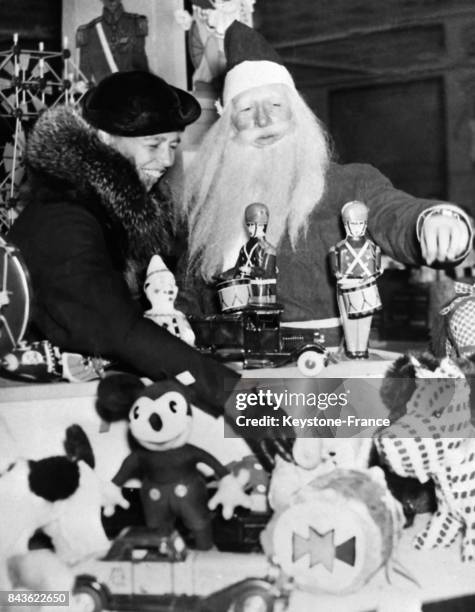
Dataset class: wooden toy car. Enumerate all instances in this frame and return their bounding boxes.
[190,305,328,376]
[74,526,288,612]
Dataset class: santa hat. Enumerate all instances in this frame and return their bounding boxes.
[222,21,295,108]
[144,255,175,287]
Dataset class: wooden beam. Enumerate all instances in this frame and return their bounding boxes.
[273,7,475,51]
[282,56,381,75]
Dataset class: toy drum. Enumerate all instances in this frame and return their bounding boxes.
[250,278,277,305]
[338,277,382,320]
[217,278,251,313]
[261,469,404,595]
[0,235,31,358]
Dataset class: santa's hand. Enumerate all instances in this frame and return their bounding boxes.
[417,205,473,265]
[100,481,130,517]
[208,471,252,520]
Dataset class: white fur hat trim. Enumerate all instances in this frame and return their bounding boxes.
[222,60,295,108]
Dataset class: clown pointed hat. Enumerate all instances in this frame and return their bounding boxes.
[222,21,295,108]
[144,254,175,286]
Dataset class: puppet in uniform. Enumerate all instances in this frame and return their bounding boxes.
[234,203,277,305]
[76,0,149,84]
[329,201,382,358]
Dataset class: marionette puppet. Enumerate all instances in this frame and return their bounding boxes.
[376,353,475,561]
[96,374,252,556]
[329,200,382,358]
[144,255,195,346]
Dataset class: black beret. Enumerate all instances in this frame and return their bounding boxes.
[82,71,201,136]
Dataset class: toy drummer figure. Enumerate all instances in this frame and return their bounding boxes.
[234,203,277,306]
[329,201,382,358]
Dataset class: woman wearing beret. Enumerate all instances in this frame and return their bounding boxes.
[8,71,241,416]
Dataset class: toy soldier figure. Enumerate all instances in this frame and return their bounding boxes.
[329,201,382,358]
[234,203,277,305]
[76,0,149,84]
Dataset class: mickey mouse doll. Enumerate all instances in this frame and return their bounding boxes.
[97,374,251,554]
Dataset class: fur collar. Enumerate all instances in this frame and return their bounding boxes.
[25,105,174,272]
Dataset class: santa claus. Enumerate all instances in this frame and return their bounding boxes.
[179,21,472,344]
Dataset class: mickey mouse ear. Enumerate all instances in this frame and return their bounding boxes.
[96,373,146,422]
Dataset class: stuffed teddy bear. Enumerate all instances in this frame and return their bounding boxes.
[143,254,195,346]
[96,374,251,553]
[376,352,475,561]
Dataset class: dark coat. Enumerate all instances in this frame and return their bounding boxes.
[8,106,239,415]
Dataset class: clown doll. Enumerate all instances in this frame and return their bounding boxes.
[144,255,195,346]
[329,201,382,358]
[234,203,277,306]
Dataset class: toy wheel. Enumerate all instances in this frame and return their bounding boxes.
[231,587,274,612]
[297,350,325,377]
[74,584,104,612]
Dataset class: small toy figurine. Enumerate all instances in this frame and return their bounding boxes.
[1,340,62,381]
[215,203,277,312]
[1,340,109,382]
[144,255,195,346]
[235,203,277,306]
[376,353,475,561]
[97,375,251,554]
[329,200,382,358]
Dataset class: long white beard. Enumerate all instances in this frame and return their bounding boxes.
[186,93,330,282]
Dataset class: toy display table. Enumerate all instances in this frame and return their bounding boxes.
[2,349,475,611]
[0,348,398,476]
